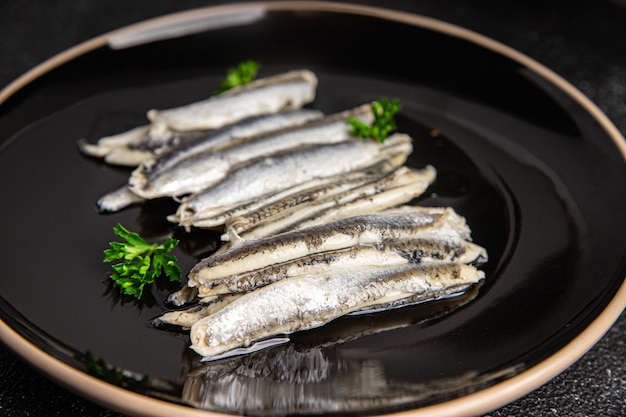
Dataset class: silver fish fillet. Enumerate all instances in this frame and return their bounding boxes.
[77,125,152,165]
[174,133,413,225]
[130,104,373,199]
[148,69,318,136]
[226,165,437,240]
[96,185,146,213]
[189,263,484,359]
[161,237,485,326]
[173,158,401,230]
[77,125,213,166]
[193,236,487,299]
[78,70,318,166]
[94,110,322,213]
[129,109,322,196]
[157,294,243,329]
[188,206,472,288]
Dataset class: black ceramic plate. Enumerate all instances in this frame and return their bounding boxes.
[0,2,624,417]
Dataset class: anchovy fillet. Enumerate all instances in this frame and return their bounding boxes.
[77,125,153,166]
[226,165,436,240]
[129,109,323,197]
[175,133,413,224]
[77,125,214,166]
[78,69,318,166]
[157,294,243,329]
[161,237,485,326]
[189,263,484,359]
[94,110,322,213]
[188,206,471,288]
[194,236,486,299]
[130,104,373,199]
[148,69,318,136]
[96,185,146,213]
[173,159,401,230]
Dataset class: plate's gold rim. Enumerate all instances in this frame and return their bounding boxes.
[0,2,624,417]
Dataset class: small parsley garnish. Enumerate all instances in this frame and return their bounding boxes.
[103,223,181,299]
[348,98,401,142]
[215,59,261,94]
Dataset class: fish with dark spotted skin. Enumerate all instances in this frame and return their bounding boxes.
[188,262,484,359]
[173,133,413,226]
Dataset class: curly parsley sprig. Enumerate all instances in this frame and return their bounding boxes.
[349,98,401,143]
[215,59,261,94]
[103,223,181,299]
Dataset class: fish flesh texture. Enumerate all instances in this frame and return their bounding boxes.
[129,109,323,196]
[168,235,487,314]
[173,158,401,230]
[96,185,146,213]
[77,125,216,166]
[166,206,485,307]
[189,262,484,359]
[77,69,318,166]
[94,110,322,212]
[77,125,153,166]
[196,237,487,298]
[162,254,484,328]
[174,133,413,226]
[148,69,318,136]
[129,104,373,199]
[188,206,472,289]
[157,294,243,329]
[225,165,437,240]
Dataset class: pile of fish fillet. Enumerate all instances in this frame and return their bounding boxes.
[79,69,488,360]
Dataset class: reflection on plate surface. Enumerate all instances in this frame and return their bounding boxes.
[178,286,521,415]
[0,3,624,416]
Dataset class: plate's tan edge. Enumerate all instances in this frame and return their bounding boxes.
[0,2,624,417]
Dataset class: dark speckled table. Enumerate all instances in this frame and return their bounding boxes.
[0,1,624,416]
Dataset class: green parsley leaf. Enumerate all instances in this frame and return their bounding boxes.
[104,223,181,299]
[215,59,261,94]
[348,98,401,142]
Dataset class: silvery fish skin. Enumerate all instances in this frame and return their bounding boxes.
[96,185,146,213]
[160,236,485,327]
[130,109,323,196]
[189,263,485,359]
[175,133,413,225]
[77,125,212,167]
[173,159,400,229]
[77,125,152,165]
[188,206,472,288]
[78,70,318,166]
[147,69,318,136]
[94,110,322,213]
[226,165,437,240]
[221,165,418,235]
[194,237,487,299]
[156,294,243,329]
[130,105,373,199]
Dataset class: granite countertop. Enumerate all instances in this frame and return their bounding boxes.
[0,1,624,416]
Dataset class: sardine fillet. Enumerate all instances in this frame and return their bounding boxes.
[190,263,484,359]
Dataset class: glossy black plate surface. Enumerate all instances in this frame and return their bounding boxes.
[0,3,624,416]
